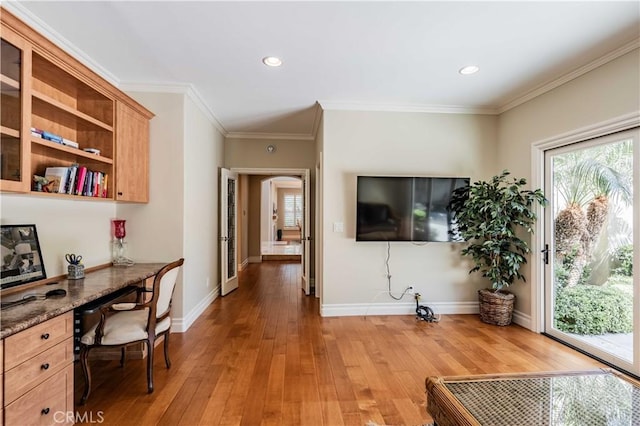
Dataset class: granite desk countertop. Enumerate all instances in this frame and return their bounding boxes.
[0,263,167,339]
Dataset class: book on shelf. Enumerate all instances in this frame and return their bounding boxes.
[66,164,78,195]
[42,131,63,144]
[44,166,69,194]
[62,138,79,149]
[75,166,87,196]
[102,174,109,198]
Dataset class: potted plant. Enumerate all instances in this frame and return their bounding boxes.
[449,170,547,325]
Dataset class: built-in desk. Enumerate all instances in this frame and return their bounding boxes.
[0,263,166,339]
[0,263,167,425]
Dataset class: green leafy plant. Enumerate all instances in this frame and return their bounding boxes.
[611,244,633,277]
[449,170,547,291]
[554,285,632,334]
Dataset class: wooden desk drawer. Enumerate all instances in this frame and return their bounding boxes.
[4,337,73,404]
[4,312,73,370]
[4,363,74,426]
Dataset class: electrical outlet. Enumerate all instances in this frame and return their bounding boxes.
[206,277,210,288]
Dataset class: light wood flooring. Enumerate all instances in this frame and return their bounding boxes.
[76,261,603,425]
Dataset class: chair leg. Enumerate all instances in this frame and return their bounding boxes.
[145,338,154,393]
[120,347,126,367]
[163,332,171,369]
[79,345,92,405]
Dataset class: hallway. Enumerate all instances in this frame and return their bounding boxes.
[77,262,603,425]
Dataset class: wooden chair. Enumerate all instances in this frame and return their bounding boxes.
[79,258,185,404]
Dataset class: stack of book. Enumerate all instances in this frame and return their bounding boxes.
[31,128,80,149]
[44,165,109,198]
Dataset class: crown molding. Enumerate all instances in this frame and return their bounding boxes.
[311,102,323,140]
[2,1,120,86]
[225,131,315,141]
[498,38,640,114]
[317,101,499,115]
[118,82,227,135]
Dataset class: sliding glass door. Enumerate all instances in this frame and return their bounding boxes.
[544,128,638,374]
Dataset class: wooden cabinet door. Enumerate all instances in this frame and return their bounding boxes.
[115,102,149,202]
[0,28,31,193]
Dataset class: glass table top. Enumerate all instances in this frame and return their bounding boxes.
[444,370,640,426]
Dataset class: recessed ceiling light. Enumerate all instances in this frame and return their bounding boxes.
[459,65,479,75]
[262,56,282,67]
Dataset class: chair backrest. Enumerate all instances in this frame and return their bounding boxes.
[149,258,184,322]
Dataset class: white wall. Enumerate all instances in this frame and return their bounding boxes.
[182,95,224,325]
[497,48,640,318]
[118,90,224,331]
[0,195,115,277]
[321,110,498,316]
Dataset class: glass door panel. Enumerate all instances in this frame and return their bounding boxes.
[1,34,29,191]
[544,129,638,373]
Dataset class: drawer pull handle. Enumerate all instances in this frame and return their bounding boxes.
[41,333,50,340]
[42,408,50,415]
[41,363,50,370]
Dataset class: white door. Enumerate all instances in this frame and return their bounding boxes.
[220,168,239,296]
[301,169,311,295]
[543,128,638,374]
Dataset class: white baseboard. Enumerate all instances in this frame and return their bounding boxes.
[248,256,262,263]
[512,309,531,329]
[238,258,249,271]
[171,287,219,332]
[320,301,479,317]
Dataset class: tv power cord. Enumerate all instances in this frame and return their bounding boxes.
[385,241,413,301]
[415,293,439,322]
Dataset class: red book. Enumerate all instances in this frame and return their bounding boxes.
[75,166,87,195]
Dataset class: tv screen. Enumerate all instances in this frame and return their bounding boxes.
[356,176,469,242]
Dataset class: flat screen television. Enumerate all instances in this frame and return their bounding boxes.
[356,176,469,242]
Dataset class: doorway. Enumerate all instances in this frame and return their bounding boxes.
[220,168,313,297]
[260,177,302,261]
[542,128,638,375]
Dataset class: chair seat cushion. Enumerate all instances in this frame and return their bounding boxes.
[81,309,171,346]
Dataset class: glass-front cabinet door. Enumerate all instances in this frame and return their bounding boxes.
[1,30,30,192]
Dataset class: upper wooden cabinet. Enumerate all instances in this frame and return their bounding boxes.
[116,102,149,202]
[0,29,30,193]
[0,7,154,202]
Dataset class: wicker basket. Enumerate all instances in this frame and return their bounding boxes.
[478,288,515,326]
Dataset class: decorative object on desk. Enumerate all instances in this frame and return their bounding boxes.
[66,253,85,279]
[0,224,47,289]
[111,219,134,266]
[448,170,546,326]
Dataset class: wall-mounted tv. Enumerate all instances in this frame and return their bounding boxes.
[356,176,469,242]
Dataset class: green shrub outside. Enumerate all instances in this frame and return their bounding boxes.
[612,244,633,277]
[554,284,632,335]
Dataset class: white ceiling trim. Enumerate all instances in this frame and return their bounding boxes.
[318,101,499,115]
[118,81,227,135]
[498,38,640,114]
[225,131,315,141]
[3,1,120,86]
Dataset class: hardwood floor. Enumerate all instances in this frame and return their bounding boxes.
[76,261,603,425]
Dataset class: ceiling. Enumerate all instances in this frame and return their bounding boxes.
[8,1,640,139]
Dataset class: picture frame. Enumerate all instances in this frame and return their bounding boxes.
[1,224,47,289]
